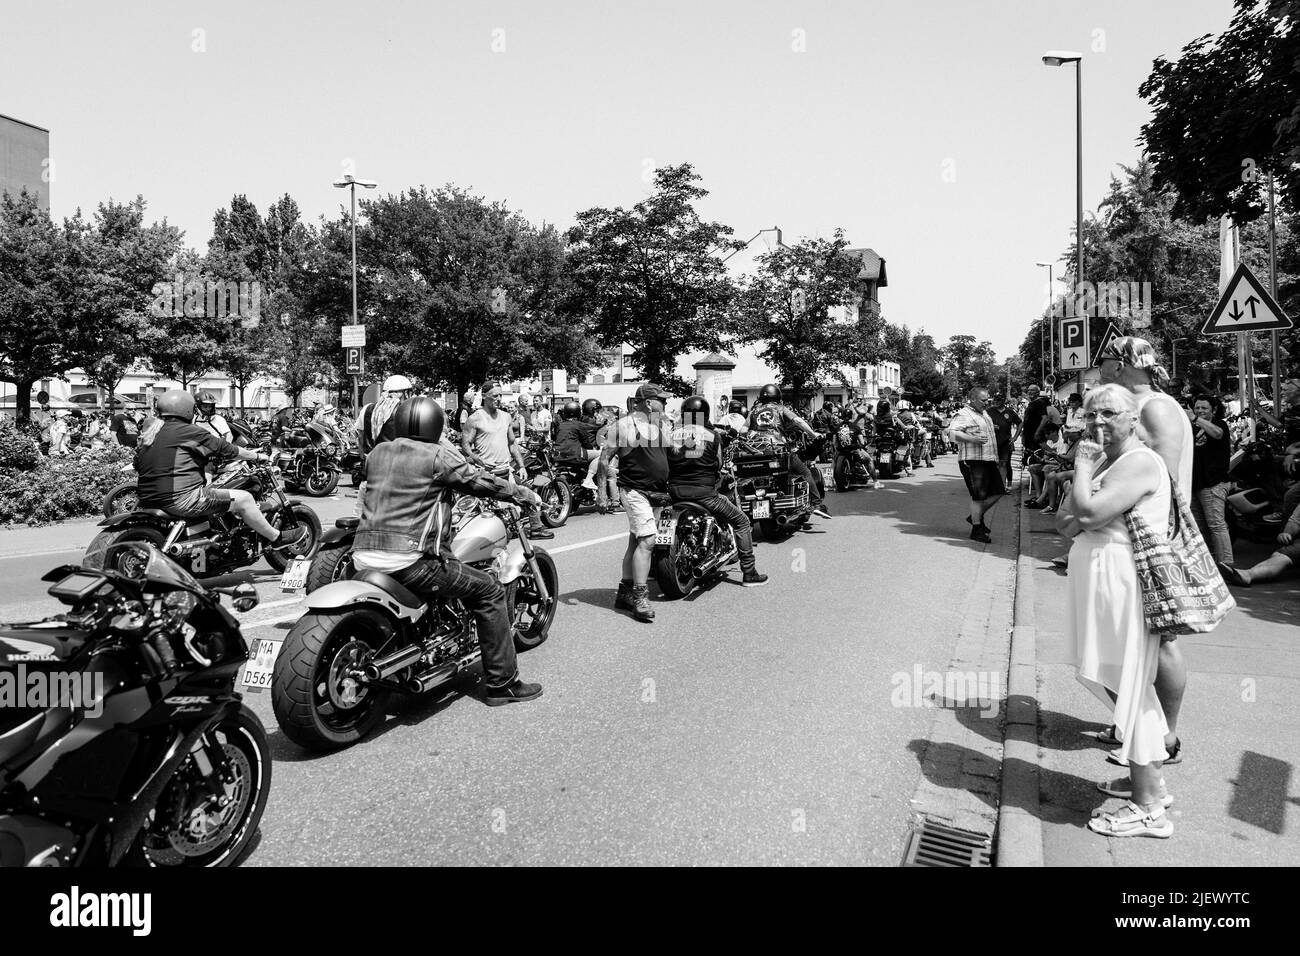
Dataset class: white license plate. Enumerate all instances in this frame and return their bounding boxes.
[654,516,674,546]
[279,557,311,591]
[819,464,834,482]
[241,638,283,693]
[752,499,771,519]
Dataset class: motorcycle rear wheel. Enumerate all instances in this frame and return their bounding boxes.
[654,532,698,599]
[273,608,396,750]
[305,543,354,593]
[82,525,168,576]
[539,480,572,528]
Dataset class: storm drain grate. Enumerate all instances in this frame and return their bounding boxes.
[901,820,993,867]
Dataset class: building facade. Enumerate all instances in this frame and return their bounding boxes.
[0,113,50,211]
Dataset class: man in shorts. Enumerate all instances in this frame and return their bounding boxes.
[597,383,674,623]
[948,385,1005,543]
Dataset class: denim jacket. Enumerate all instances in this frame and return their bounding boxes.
[354,438,523,559]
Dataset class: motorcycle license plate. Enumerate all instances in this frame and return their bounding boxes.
[241,638,283,693]
[654,514,674,546]
[819,464,834,483]
[752,499,771,519]
[279,557,311,591]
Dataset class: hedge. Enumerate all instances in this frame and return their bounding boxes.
[0,444,134,527]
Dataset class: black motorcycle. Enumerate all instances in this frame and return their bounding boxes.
[274,422,342,497]
[519,438,575,528]
[83,462,321,579]
[831,424,875,492]
[652,457,742,599]
[1226,440,1287,544]
[873,424,909,479]
[0,545,271,866]
[730,433,812,538]
[339,446,366,487]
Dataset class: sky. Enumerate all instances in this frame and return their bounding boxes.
[2,0,1238,362]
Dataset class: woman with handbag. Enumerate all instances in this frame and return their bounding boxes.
[1056,384,1175,838]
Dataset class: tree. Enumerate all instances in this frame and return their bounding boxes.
[883,323,949,404]
[566,164,742,383]
[142,250,226,390]
[941,335,998,397]
[735,230,882,403]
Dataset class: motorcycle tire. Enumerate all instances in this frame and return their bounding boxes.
[506,549,559,651]
[303,468,339,497]
[539,480,572,528]
[101,481,140,518]
[263,505,323,573]
[125,704,271,867]
[272,608,395,751]
[833,458,849,493]
[305,543,355,593]
[654,533,697,600]
[82,524,169,577]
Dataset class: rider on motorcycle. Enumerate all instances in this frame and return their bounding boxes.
[876,401,913,477]
[720,399,749,436]
[135,391,306,549]
[350,396,544,706]
[195,392,233,443]
[553,399,602,492]
[669,396,768,587]
[746,384,831,519]
[836,405,884,488]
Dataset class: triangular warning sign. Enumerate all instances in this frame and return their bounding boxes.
[1092,321,1123,366]
[1200,263,1292,335]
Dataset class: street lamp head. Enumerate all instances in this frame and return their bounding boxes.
[1035,261,1053,267]
[332,177,353,188]
[1042,50,1082,66]
[356,179,378,189]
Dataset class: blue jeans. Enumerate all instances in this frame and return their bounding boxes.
[391,557,518,688]
[1192,483,1233,565]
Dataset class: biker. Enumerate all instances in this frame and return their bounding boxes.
[668,396,769,588]
[899,405,933,469]
[351,395,544,706]
[462,384,554,540]
[195,392,233,443]
[746,384,831,519]
[720,399,749,436]
[837,405,883,489]
[135,391,306,550]
[876,400,913,477]
[553,399,602,492]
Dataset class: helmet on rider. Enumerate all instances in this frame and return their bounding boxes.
[560,400,581,420]
[196,392,218,417]
[382,374,414,394]
[388,396,445,444]
[679,395,711,426]
[876,401,891,416]
[581,398,603,419]
[156,391,196,422]
[758,384,782,405]
[728,399,745,416]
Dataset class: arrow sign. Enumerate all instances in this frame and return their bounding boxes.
[1201,263,1292,335]
[1059,316,1087,372]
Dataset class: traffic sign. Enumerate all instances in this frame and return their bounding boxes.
[1200,263,1292,335]
[1044,373,1057,386]
[1059,316,1087,371]
[345,346,364,375]
[341,325,367,347]
[1092,320,1123,365]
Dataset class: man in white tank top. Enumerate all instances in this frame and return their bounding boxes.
[1098,336,1191,765]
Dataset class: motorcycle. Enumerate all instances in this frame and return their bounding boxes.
[652,458,741,599]
[82,462,321,579]
[274,421,342,497]
[0,544,271,866]
[730,433,812,538]
[519,438,576,528]
[831,425,875,492]
[339,445,366,487]
[873,424,908,479]
[102,463,140,518]
[270,498,558,750]
[1225,440,1287,544]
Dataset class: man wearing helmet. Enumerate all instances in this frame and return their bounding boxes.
[553,399,602,492]
[669,396,768,586]
[720,399,749,436]
[352,374,415,516]
[134,391,306,549]
[194,392,233,443]
[351,396,545,706]
[747,384,831,519]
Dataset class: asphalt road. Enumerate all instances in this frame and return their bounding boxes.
[0,459,1008,865]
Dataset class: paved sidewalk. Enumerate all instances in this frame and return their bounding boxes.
[1020,484,1300,865]
[0,517,104,557]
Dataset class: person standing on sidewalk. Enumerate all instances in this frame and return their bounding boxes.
[948,386,1005,543]
[1098,336,1191,767]
[1020,385,1049,467]
[986,394,1022,486]
[1189,395,1233,566]
[598,383,674,623]
[1056,384,1174,838]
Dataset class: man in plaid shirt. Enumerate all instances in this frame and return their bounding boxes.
[948,385,1006,543]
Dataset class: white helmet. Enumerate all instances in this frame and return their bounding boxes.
[383,374,413,393]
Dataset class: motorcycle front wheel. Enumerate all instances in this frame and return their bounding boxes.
[506,549,559,650]
[101,481,139,518]
[539,480,572,528]
[303,467,339,497]
[833,458,850,493]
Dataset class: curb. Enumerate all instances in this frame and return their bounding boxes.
[995,472,1044,866]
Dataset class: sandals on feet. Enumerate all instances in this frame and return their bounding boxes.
[1087,800,1173,838]
[1106,736,1181,767]
[1094,724,1121,747]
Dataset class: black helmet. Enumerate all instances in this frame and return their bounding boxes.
[196,392,217,414]
[758,384,782,404]
[727,399,745,415]
[560,400,581,420]
[680,395,710,424]
[876,400,891,415]
[388,396,445,444]
[156,391,196,421]
[581,398,602,418]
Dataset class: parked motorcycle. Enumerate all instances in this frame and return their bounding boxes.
[730,434,812,538]
[1226,440,1287,544]
[274,421,342,497]
[519,438,574,528]
[271,498,558,750]
[0,545,270,866]
[83,462,321,579]
[653,460,741,599]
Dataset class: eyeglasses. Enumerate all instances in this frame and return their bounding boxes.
[1083,409,1127,422]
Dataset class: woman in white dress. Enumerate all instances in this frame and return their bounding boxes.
[1056,384,1174,838]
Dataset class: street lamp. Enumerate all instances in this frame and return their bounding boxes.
[1042,50,1083,393]
[1170,336,1187,381]
[333,173,378,411]
[1036,261,1055,382]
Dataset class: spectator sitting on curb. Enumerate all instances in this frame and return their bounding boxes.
[1218,497,1300,588]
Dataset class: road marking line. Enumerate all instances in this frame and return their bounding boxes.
[239,596,302,615]
[0,546,89,560]
[545,532,627,554]
[246,611,305,631]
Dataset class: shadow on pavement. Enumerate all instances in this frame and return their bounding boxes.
[1228,750,1297,835]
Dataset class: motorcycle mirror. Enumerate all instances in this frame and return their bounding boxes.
[232,583,259,613]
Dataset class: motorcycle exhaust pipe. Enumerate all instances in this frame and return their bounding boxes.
[406,662,459,695]
[363,644,425,682]
[167,537,219,555]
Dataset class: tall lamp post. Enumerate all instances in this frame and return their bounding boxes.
[1035,261,1055,383]
[332,173,377,412]
[1042,51,1084,394]
[1169,336,1187,382]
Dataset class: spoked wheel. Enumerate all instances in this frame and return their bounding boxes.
[654,520,699,600]
[272,608,396,751]
[102,481,139,518]
[82,525,168,577]
[539,480,572,528]
[506,550,559,650]
[128,705,271,867]
[304,467,339,497]
[264,505,322,572]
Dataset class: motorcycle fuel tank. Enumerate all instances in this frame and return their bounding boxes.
[452,513,509,565]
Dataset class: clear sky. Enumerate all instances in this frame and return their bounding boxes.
[2,0,1236,361]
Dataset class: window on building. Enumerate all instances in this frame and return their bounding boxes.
[593,374,605,384]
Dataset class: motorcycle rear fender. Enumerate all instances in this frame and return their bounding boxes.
[305,580,425,623]
[98,512,173,530]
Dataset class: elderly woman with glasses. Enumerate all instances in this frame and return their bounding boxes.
[1055,383,1175,839]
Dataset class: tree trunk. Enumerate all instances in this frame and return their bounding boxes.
[14,377,35,424]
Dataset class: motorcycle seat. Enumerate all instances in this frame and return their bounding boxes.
[335,517,360,530]
[353,570,424,609]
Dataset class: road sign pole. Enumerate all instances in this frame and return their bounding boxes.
[1269,172,1281,414]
